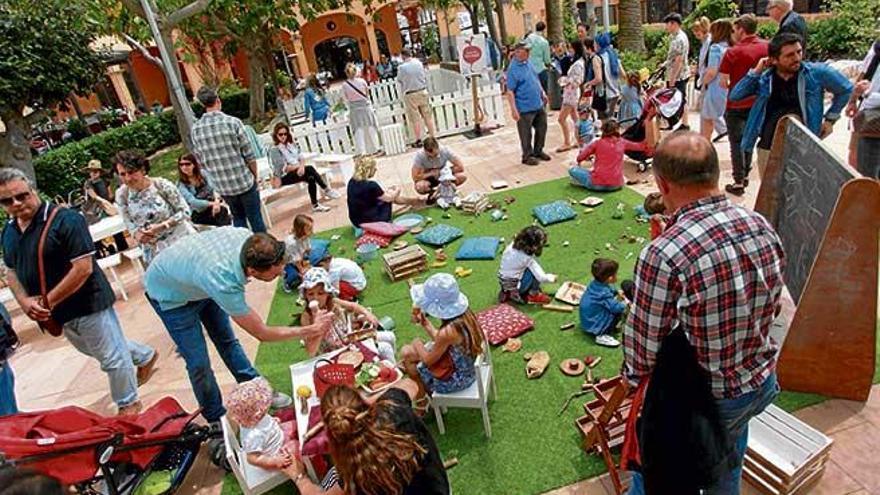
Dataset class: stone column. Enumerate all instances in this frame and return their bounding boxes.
[365,19,382,62]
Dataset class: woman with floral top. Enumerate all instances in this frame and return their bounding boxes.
[114,149,196,265]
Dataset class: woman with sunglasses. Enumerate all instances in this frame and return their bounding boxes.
[268,122,340,213]
[176,154,231,227]
[115,150,196,265]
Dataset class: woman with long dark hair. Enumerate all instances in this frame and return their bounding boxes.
[304,75,330,124]
[176,153,231,227]
[281,380,449,495]
[267,122,340,213]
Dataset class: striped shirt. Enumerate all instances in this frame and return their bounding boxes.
[624,195,785,399]
[191,111,256,196]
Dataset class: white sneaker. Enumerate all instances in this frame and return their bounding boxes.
[323,188,341,200]
[595,334,620,347]
[312,203,331,212]
[437,197,450,209]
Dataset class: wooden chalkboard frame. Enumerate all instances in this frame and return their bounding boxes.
[755,117,880,402]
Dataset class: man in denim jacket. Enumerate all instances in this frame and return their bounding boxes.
[730,33,853,177]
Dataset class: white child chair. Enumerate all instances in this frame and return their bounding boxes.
[220,415,289,495]
[430,340,497,437]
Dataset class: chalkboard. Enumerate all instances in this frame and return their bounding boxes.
[774,119,856,304]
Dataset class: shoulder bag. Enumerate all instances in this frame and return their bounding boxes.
[37,206,64,337]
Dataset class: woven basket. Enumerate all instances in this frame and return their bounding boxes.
[313,358,355,398]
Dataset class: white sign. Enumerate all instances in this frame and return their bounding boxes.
[457,33,487,76]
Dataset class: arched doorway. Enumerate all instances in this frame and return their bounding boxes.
[314,36,363,80]
[376,29,390,58]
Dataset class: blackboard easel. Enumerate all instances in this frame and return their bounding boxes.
[755,117,880,402]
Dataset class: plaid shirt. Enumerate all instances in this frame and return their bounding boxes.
[191,111,256,196]
[623,195,785,399]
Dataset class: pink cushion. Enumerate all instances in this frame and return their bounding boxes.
[476,304,535,345]
[360,221,409,238]
[355,232,392,248]
[301,406,330,456]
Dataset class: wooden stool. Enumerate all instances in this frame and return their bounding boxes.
[575,376,633,495]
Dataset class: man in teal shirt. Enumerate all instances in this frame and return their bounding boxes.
[144,227,331,423]
[526,21,552,90]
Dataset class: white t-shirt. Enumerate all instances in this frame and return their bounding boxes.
[498,243,553,283]
[241,414,284,455]
[285,235,311,264]
[328,257,367,291]
[342,78,370,103]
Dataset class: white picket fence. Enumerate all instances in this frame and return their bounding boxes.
[280,82,506,155]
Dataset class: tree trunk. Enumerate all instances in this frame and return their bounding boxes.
[444,10,456,61]
[480,0,500,49]
[158,29,195,150]
[495,0,508,44]
[618,0,646,52]
[246,49,266,122]
[587,2,598,36]
[545,0,564,44]
[0,108,37,183]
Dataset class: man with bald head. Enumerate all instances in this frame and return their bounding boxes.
[624,132,786,494]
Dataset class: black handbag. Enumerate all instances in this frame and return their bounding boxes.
[0,311,19,361]
[590,54,609,113]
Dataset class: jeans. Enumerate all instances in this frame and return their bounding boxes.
[147,297,259,422]
[280,166,329,206]
[0,362,16,417]
[627,373,779,495]
[725,108,752,184]
[222,182,266,233]
[568,167,622,191]
[63,307,155,408]
[518,268,542,297]
[517,108,548,160]
[857,136,880,179]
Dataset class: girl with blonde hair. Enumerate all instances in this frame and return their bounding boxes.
[346,156,420,228]
[343,63,382,156]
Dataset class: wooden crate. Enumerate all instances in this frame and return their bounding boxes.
[743,404,833,495]
[461,192,490,215]
[382,245,428,282]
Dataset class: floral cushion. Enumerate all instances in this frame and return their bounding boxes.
[355,232,392,248]
[455,237,500,260]
[414,224,463,246]
[532,200,577,226]
[476,304,535,345]
[360,221,409,238]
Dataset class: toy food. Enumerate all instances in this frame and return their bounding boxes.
[296,385,312,414]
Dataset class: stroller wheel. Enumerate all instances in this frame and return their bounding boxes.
[208,438,231,472]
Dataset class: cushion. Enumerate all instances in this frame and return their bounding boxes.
[476,304,535,345]
[414,224,463,247]
[455,237,500,260]
[360,221,408,238]
[532,200,577,226]
[355,232,391,248]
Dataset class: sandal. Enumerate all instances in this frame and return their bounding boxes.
[725,183,745,196]
[555,145,573,153]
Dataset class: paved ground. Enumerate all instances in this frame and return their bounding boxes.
[6,109,878,495]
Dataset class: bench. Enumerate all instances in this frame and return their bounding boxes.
[256,156,333,228]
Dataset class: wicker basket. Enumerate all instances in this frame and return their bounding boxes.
[313,358,355,398]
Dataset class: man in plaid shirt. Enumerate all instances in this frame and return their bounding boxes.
[191,86,266,233]
[624,133,785,494]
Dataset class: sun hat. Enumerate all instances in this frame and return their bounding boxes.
[300,267,338,296]
[410,273,469,320]
[514,40,530,50]
[82,159,104,172]
[225,377,273,428]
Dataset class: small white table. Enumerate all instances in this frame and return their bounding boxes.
[89,215,126,242]
[312,153,355,185]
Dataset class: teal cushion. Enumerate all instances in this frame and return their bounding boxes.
[455,237,500,260]
[532,201,577,226]
[415,224,463,246]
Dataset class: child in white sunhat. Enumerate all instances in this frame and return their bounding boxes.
[298,267,397,362]
[436,162,461,210]
[225,378,298,471]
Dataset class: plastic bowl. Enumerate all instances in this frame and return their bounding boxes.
[356,243,380,262]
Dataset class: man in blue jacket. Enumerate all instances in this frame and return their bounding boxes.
[729,33,852,176]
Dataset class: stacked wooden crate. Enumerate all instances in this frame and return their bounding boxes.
[461,192,490,215]
[382,245,428,282]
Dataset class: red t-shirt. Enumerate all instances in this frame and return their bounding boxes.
[719,35,769,111]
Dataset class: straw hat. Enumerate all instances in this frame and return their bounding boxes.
[82,159,104,173]
[410,273,469,320]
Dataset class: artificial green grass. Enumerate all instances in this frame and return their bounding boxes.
[220,177,880,495]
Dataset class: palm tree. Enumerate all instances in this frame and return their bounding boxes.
[545,0,564,43]
[617,0,646,52]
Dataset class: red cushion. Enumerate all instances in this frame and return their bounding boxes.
[360,221,409,238]
[355,232,392,248]
[476,304,535,345]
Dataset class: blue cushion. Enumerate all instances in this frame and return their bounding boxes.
[415,224,463,246]
[455,237,500,260]
[532,201,577,226]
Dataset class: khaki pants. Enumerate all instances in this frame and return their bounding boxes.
[403,90,435,142]
[756,148,770,179]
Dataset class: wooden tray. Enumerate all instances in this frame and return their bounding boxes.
[555,281,586,305]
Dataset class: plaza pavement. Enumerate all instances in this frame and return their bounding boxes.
[6,109,879,495]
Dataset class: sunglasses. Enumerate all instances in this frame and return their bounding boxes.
[0,191,32,207]
[277,131,289,137]
[179,161,193,166]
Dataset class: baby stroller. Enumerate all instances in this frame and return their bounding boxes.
[619,66,685,172]
[0,397,220,495]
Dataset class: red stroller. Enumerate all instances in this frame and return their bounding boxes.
[620,66,685,172]
[0,397,219,495]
